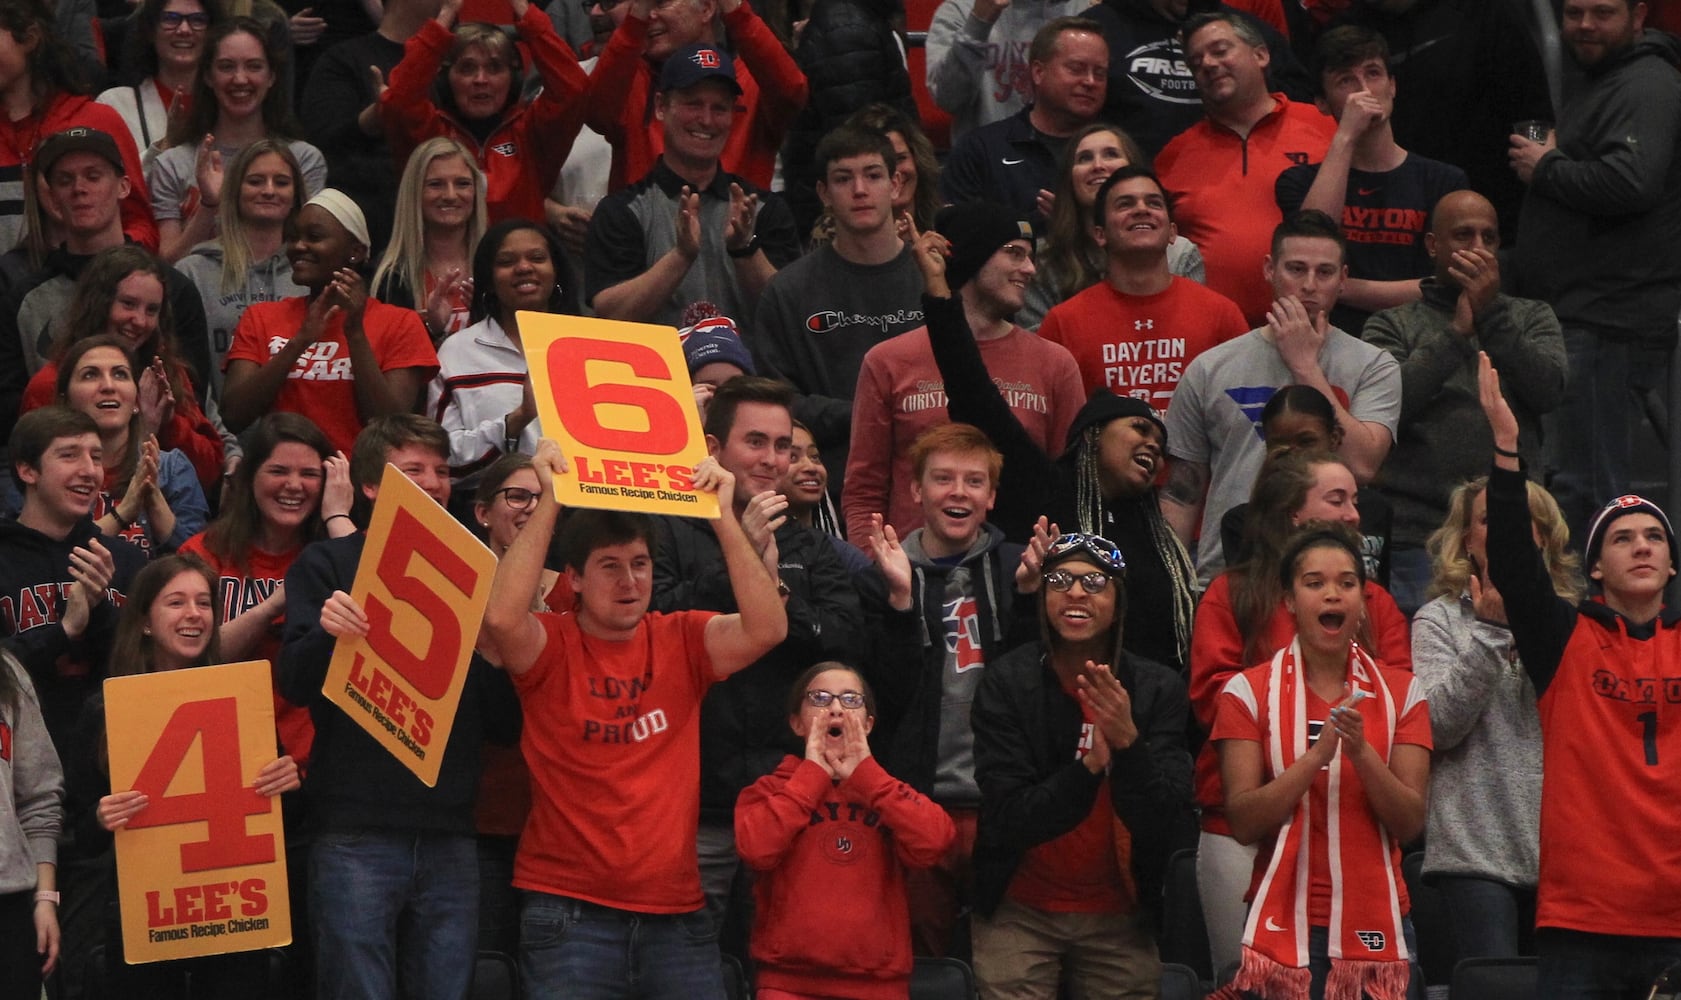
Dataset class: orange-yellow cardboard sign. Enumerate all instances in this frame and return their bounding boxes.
[106,660,292,964]
[322,464,497,785]
[519,312,720,519]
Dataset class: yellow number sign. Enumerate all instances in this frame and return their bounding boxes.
[106,660,291,963]
[322,465,497,786]
[519,312,720,519]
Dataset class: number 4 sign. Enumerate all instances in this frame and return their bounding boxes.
[322,465,498,785]
[105,660,291,963]
[519,313,721,519]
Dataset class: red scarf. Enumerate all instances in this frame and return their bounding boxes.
[1214,639,1410,1000]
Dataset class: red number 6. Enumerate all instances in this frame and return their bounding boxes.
[545,338,689,455]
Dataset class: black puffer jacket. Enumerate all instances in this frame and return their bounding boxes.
[780,0,918,236]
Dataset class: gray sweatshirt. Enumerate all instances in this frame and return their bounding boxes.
[1412,593,1541,888]
[0,655,62,895]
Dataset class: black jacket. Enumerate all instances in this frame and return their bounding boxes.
[276,534,520,836]
[870,522,1028,794]
[0,516,146,752]
[652,515,865,820]
[780,0,917,236]
[971,640,1192,921]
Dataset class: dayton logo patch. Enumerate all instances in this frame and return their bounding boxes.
[491,141,516,157]
[1355,930,1387,952]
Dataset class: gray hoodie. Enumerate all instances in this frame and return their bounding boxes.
[174,241,308,399]
[0,654,62,895]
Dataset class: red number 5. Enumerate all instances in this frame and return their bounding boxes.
[126,697,274,872]
[545,338,689,455]
[364,507,479,700]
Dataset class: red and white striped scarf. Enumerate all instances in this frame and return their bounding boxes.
[1215,639,1410,1000]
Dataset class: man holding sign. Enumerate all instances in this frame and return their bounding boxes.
[277,414,519,1000]
[480,438,787,1000]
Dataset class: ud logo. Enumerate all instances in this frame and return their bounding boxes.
[1355,930,1386,952]
[834,836,853,854]
[492,141,516,157]
[693,48,721,68]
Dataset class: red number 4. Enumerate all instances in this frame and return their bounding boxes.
[125,697,275,872]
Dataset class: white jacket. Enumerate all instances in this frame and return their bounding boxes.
[427,317,541,481]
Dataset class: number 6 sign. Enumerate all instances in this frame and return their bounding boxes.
[105,660,292,963]
[519,313,720,519]
[322,465,498,785]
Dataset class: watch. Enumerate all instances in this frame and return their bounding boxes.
[727,233,760,258]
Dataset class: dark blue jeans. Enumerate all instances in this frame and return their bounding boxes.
[1434,876,1534,961]
[310,829,478,1000]
[519,893,726,1000]
[1537,928,1681,1000]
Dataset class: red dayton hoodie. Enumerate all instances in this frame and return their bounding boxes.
[736,755,955,1000]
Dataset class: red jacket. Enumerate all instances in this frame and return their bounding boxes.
[0,94,157,251]
[737,755,954,1000]
[584,2,807,192]
[1189,571,1411,835]
[382,4,589,224]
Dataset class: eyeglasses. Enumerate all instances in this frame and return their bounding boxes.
[803,690,866,709]
[494,487,539,511]
[160,11,212,30]
[1045,532,1127,575]
[581,0,629,10]
[1042,569,1112,594]
[998,243,1033,263]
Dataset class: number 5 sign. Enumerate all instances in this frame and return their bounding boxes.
[519,313,720,519]
[322,465,497,785]
[105,660,291,963]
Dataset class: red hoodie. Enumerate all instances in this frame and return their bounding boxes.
[737,755,955,1000]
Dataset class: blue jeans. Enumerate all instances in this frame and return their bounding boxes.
[1385,546,1434,620]
[1537,928,1681,1000]
[519,893,726,1000]
[310,829,479,1000]
[1547,330,1634,538]
[1434,876,1534,961]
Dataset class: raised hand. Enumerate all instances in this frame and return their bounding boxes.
[1268,295,1328,375]
[137,358,175,438]
[1468,571,1508,626]
[289,7,326,45]
[867,514,913,610]
[825,707,872,782]
[1477,352,1519,456]
[63,539,115,640]
[804,714,836,777]
[531,438,571,480]
[1014,516,1059,593]
[675,187,702,262]
[321,451,353,522]
[1447,247,1500,337]
[327,268,369,329]
[725,182,759,254]
[424,267,469,338]
[741,490,789,560]
[905,215,952,296]
[194,134,224,211]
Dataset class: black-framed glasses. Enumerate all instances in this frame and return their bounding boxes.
[160,11,212,30]
[1045,532,1126,575]
[1042,569,1112,594]
[494,487,539,511]
[581,0,630,11]
[804,690,866,709]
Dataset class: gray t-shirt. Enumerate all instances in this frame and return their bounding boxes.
[931,561,986,807]
[1165,326,1401,586]
[146,138,328,224]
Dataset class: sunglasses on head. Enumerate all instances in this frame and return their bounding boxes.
[1044,532,1126,576]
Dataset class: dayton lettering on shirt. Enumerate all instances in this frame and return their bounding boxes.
[1,581,126,634]
[1341,206,1428,247]
[1101,336,1187,405]
[215,575,280,622]
[267,337,354,382]
[986,41,1032,105]
[583,673,670,744]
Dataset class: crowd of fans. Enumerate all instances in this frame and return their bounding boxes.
[0,0,1675,998]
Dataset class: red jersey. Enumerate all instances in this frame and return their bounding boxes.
[1212,657,1430,922]
[1155,96,1335,326]
[178,533,313,765]
[511,609,718,912]
[224,297,439,456]
[1039,277,1249,409]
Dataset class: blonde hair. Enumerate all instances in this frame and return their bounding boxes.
[216,138,305,294]
[371,138,487,313]
[1425,477,1583,603]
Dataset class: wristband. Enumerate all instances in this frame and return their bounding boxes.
[325,513,354,525]
[112,508,135,530]
[34,890,58,905]
[726,233,759,258]
[1493,445,1520,459]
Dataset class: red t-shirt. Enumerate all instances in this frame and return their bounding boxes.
[1211,660,1430,923]
[1006,692,1130,914]
[511,609,718,912]
[1040,277,1249,409]
[178,533,313,765]
[224,297,439,455]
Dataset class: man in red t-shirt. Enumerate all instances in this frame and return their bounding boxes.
[479,439,788,1000]
[1041,166,1248,410]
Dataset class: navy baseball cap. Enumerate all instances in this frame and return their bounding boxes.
[658,43,743,94]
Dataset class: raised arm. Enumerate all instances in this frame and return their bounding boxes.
[698,459,789,677]
[481,440,568,676]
